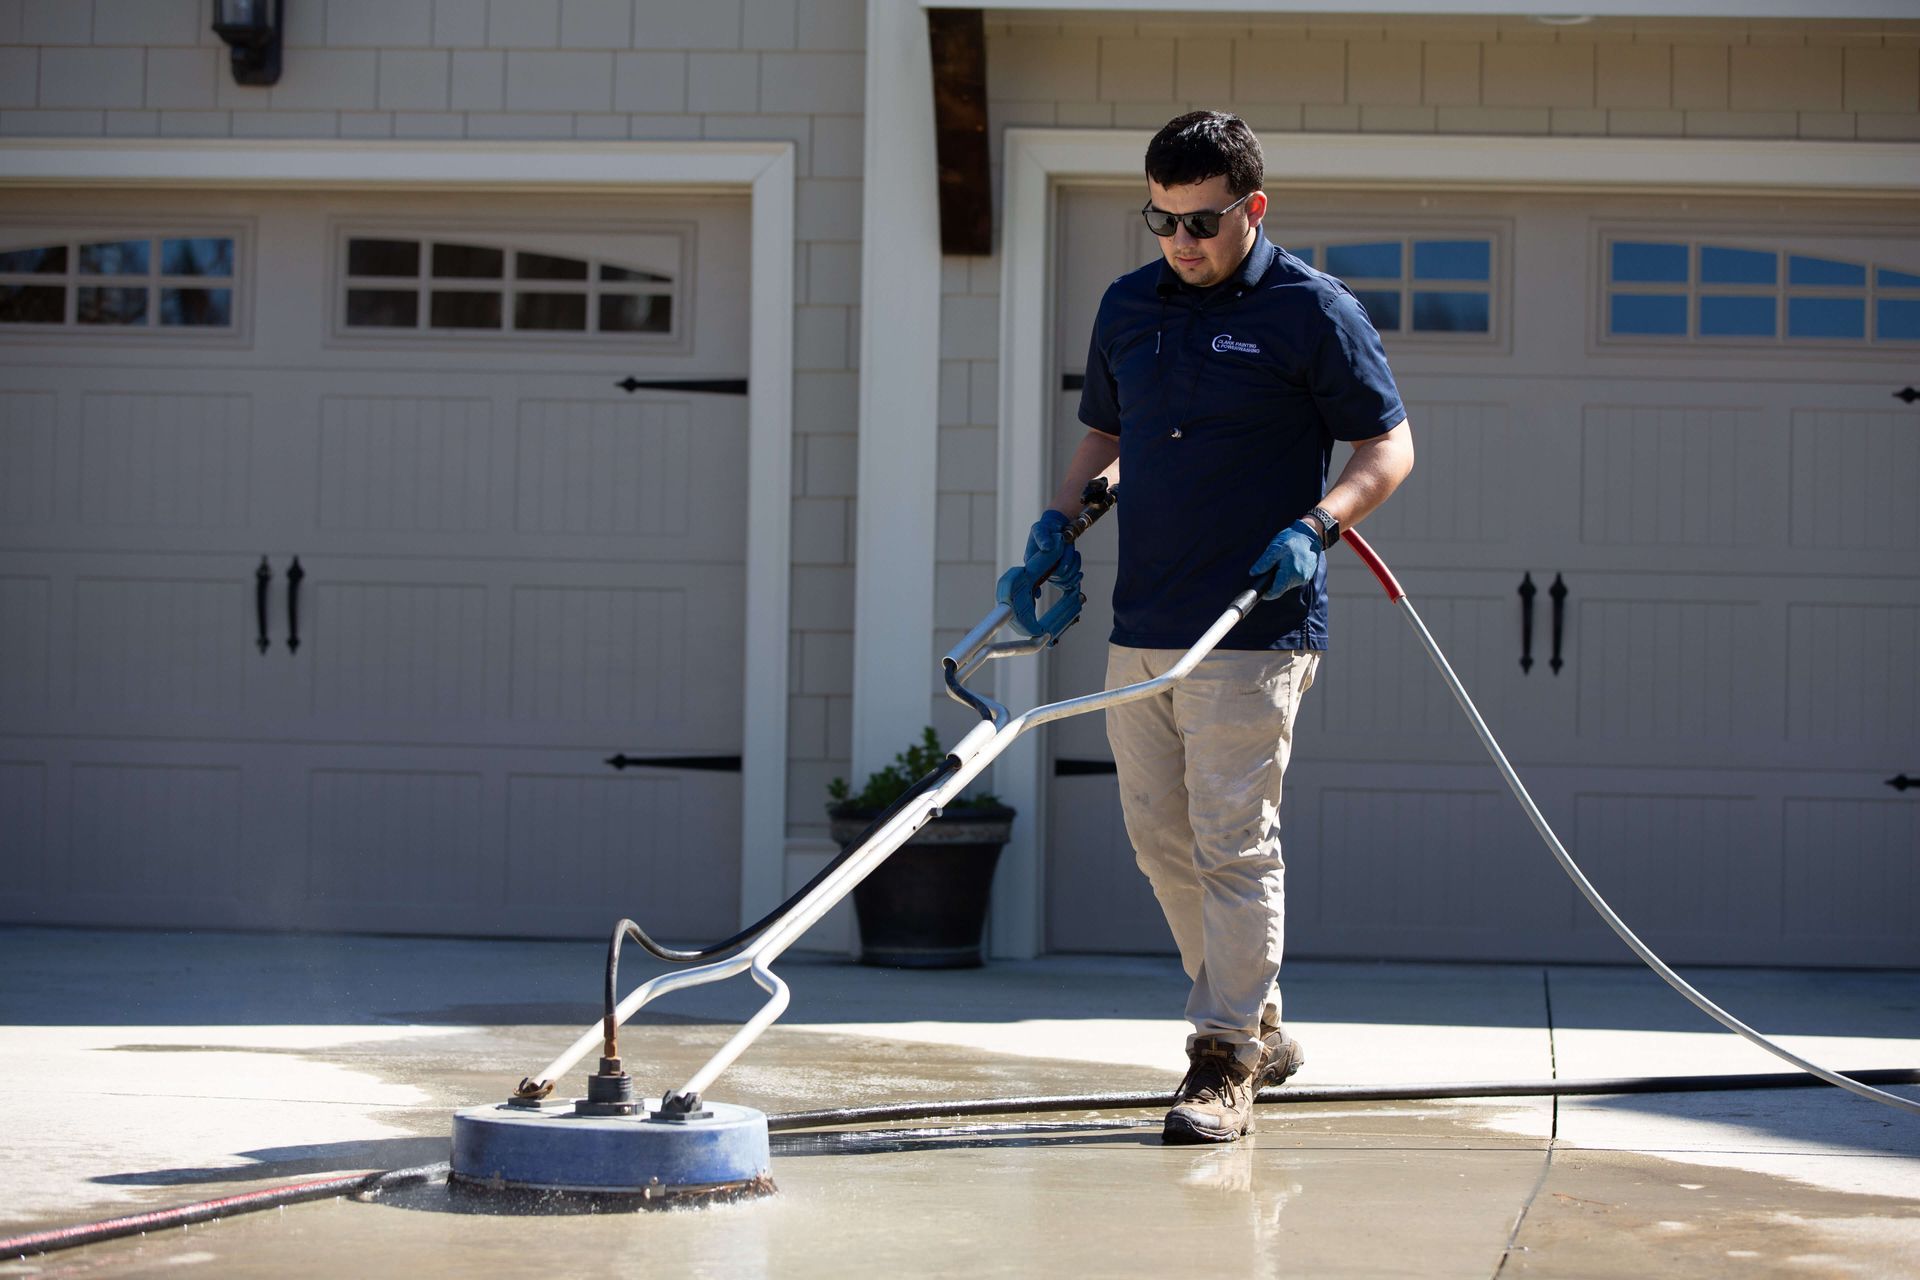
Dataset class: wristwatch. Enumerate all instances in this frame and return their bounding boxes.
[1308,506,1341,548]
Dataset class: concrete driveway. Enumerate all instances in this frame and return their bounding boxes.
[2,927,1917,1277]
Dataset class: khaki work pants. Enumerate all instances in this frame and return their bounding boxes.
[1103,644,1320,1072]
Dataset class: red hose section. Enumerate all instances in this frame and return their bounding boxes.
[0,1170,381,1258]
[1341,529,1405,602]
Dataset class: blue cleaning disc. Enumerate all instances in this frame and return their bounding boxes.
[451,1100,773,1203]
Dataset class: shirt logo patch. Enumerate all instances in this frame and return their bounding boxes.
[1211,334,1261,355]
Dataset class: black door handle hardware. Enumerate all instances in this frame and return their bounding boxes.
[1548,574,1568,675]
[1054,759,1118,776]
[1895,387,1919,404]
[605,754,743,772]
[286,557,305,653]
[1517,572,1536,675]
[1888,774,1917,792]
[254,556,271,653]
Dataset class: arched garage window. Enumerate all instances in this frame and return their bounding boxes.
[1604,237,1920,345]
[0,234,237,330]
[339,235,677,340]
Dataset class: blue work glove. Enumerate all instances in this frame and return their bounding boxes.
[1249,518,1322,601]
[1025,509,1084,600]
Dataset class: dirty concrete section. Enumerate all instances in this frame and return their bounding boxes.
[3,927,1918,1277]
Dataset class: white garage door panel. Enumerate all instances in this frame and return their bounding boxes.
[79,391,253,530]
[1044,774,1170,955]
[1790,408,1920,552]
[1568,791,1772,940]
[316,394,494,535]
[0,391,59,527]
[1787,602,1918,751]
[0,189,751,939]
[306,768,487,910]
[1579,404,1775,549]
[1044,183,1920,965]
[0,573,52,713]
[0,762,48,893]
[503,769,742,940]
[1783,798,1918,952]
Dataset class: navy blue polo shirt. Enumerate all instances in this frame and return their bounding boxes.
[1078,232,1405,651]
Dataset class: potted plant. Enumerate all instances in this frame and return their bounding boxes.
[826,727,1016,969]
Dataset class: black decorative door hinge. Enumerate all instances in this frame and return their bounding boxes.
[1895,387,1919,404]
[605,754,743,772]
[615,377,749,396]
[1888,774,1917,792]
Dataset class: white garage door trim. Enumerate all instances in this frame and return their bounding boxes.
[993,127,1920,959]
[0,137,796,930]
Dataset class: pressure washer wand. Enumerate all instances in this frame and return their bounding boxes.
[1341,529,1920,1119]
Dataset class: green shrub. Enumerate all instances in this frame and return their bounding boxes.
[826,726,1002,814]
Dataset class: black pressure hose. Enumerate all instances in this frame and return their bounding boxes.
[8,1068,1916,1259]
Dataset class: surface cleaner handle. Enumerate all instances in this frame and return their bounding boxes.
[997,478,1117,641]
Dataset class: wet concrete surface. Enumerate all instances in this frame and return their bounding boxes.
[3,928,1917,1276]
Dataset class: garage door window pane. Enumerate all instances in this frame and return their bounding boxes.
[1353,289,1401,331]
[1787,296,1865,340]
[0,284,64,324]
[161,238,233,277]
[1412,240,1490,281]
[1610,241,1687,284]
[1700,246,1776,285]
[1610,293,1686,336]
[600,264,672,284]
[519,252,589,281]
[1878,267,1920,288]
[1290,246,1314,267]
[0,245,66,273]
[515,292,587,331]
[1411,290,1489,333]
[1878,298,1920,341]
[161,287,232,327]
[1327,242,1401,279]
[348,238,420,277]
[78,286,148,325]
[1787,255,1864,287]
[346,288,419,327]
[430,291,502,329]
[1699,295,1775,337]
[599,293,672,333]
[432,243,503,279]
[78,240,149,275]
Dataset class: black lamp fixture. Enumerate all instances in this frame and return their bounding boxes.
[211,0,284,86]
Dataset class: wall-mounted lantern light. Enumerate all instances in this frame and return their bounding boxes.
[211,0,284,86]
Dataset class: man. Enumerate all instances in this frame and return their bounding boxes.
[1020,111,1415,1144]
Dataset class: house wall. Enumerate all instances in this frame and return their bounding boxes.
[927,9,1920,737]
[0,0,868,846]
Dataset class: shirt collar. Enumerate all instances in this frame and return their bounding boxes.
[1154,229,1279,297]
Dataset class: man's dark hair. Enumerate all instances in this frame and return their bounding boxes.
[1145,111,1264,198]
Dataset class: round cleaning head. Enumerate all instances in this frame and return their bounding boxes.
[450,1099,773,1207]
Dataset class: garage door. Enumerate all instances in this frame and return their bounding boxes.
[1043,184,1920,967]
[0,189,750,939]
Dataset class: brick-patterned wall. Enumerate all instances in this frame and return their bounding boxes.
[0,0,865,843]
[925,13,1920,754]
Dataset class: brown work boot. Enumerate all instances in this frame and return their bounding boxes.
[1255,1022,1306,1090]
[1163,1036,1256,1145]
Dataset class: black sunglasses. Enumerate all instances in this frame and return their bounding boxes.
[1140,192,1253,240]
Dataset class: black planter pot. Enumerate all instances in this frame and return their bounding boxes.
[826,806,1015,968]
